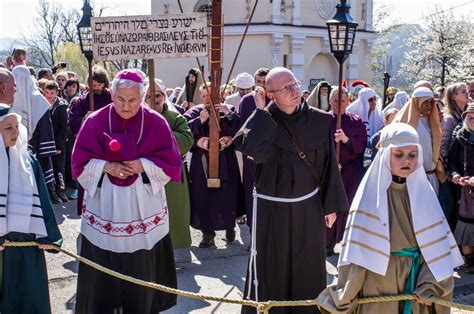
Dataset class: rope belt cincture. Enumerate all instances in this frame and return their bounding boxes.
[247,186,320,301]
[391,247,421,314]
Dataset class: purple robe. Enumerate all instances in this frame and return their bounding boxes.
[184,104,244,231]
[238,93,271,227]
[68,89,113,134]
[326,111,367,247]
[72,104,182,183]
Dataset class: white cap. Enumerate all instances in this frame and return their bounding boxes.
[235,72,255,89]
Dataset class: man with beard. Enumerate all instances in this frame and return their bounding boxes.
[176,68,204,111]
[224,72,255,113]
[68,66,112,135]
[234,68,348,313]
[307,81,332,111]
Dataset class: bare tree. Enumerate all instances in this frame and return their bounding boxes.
[21,0,80,68]
[398,7,472,87]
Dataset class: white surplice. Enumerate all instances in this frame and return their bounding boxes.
[78,158,171,253]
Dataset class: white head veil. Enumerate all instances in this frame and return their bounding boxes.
[11,65,50,139]
[0,104,47,237]
[346,87,383,138]
[382,91,409,114]
[338,123,463,282]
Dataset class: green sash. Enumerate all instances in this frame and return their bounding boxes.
[391,247,421,314]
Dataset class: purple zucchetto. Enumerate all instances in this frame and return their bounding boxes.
[114,69,144,84]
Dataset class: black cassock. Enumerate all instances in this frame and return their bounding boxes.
[234,102,348,314]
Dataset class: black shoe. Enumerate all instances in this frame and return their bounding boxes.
[57,190,69,203]
[49,191,63,204]
[199,237,216,249]
[325,246,335,257]
[225,229,236,243]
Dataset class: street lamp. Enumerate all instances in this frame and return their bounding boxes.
[326,0,358,163]
[77,0,95,111]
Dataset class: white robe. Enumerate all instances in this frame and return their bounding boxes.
[418,117,439,194]
[78,158,170,253]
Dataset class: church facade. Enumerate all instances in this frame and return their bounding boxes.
[151,0,376,90]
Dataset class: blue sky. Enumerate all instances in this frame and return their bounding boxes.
[1,0,473,39]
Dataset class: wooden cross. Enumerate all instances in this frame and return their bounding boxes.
[206,0,223,188]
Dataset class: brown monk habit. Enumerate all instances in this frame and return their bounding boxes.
[234,102,349,314]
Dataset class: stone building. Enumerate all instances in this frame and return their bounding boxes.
[151,0,376,90]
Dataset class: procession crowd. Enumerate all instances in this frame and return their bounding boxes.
[0,47,473,313]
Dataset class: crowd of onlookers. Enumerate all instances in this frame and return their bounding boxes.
[1,47,473,273]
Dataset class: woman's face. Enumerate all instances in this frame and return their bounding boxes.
[66,83,78,97]
[390,145,418,178]
[465,113,474,131]
[1,115,20,147]
[419,99,433,116]
[453,86,469,107]
[56,75,67,89]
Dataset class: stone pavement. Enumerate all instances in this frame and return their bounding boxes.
[46,200,474,313]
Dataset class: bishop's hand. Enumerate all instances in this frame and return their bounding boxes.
[122,160,144,175]
[104,161,134,179]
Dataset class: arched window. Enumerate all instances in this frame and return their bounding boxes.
[194,1,212,20]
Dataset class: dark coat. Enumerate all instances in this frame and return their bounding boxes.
[234,102,349,313]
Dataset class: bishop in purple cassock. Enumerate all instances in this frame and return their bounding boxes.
[72,70,182,313]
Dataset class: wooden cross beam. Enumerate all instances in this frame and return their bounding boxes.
[207,0,223,188]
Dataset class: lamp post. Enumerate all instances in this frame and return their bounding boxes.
[77,0,94,112]
[326,0,358,163]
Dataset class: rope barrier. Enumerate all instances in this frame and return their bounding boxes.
[3,241,474,313]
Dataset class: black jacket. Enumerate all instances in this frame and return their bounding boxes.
[50,97,69,150]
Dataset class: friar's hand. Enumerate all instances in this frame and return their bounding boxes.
[122,160,144,174]
[104,161,134,178]
[325,213,337,228]
[254,87,267,109]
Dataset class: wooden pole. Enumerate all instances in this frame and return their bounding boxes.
[382,72,391,110]
[87,58,95,111]
[207,0,222,188]
[336,60,344,165]
[147,59,156,111]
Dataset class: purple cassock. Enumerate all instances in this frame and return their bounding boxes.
[185,104,244,231]
[72,103,182,184]
[68,89,113,134]
[326,111,368,247]
[238,93,271,227]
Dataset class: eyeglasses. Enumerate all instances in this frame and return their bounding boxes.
[269,81,301,94]
[368,96,377,102]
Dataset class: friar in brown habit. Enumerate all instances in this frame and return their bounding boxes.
[234,67,348,314]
